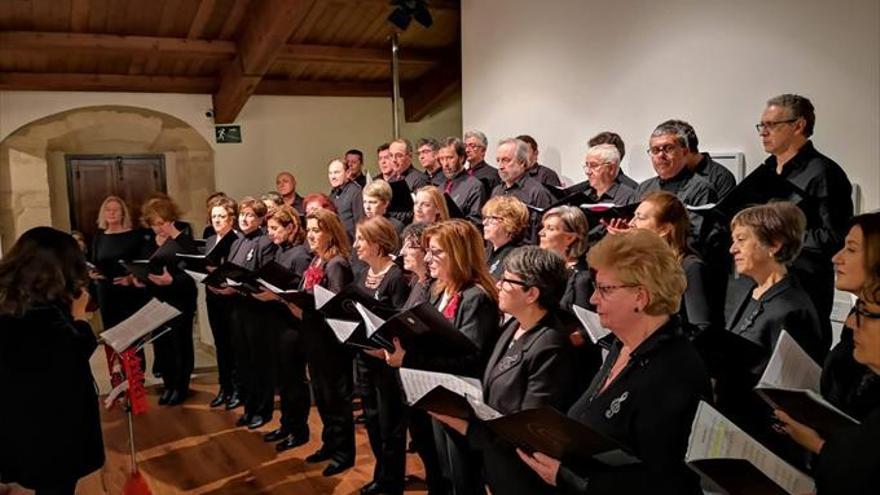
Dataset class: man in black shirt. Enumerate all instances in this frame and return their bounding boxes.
[416,137,446,187]
[439,136,487,226]
[517,134,562,188]
[664,120,737,199]
[756,93,853,345]
[374,143,396,182]
[275,171,304,214]
[344,149,367,187]
[328,158,364,240]
[464,130,502,192]
[491,138,554,244]
[584,144,638,245]
[589,131,639,190]
[390,138,430,192]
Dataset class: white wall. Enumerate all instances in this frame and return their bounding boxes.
[0,90,462,200]
[462,0,880,211]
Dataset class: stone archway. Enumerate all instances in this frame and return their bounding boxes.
[0,105,215,253]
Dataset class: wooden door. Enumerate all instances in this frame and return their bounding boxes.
[66,155,166,243]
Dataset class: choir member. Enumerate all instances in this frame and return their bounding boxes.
[390,138,430,193]
[400,222,432,309]
[0,228,104,495]
[464,130,501,192]
[260,191,284,217]
[627,191,717,338]
[286,207,356,476]
[276,171,304,213]
[382,219,500,495]
[588,131,638,190]
[355,217,411,495]
[345,149,367,187]
[201,191,227,238]
[439,136,487,225]
[204,196,243,409]
[491,138,554,244]
[539,206,592,312]
[718,202,825,460]
[375,143,396,182]
[517,134,562,188]
[413,185,450,225]
[302,192,338,215]
[518,229,711,494]
[219,197,278,428]
[328,158,365,240]
[257,205,313,452]
[417,137,446,187]
[89,196,150,330]
[774,213,880,495]
[137,196,198,406]
[482,196,529,279]
[432,246,576,495]
[363,179,405,233]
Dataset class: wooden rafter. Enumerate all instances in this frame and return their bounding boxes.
[402,45,460,122]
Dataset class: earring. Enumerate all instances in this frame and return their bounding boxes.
[634,306,640,313]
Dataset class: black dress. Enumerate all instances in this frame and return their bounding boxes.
[0,305,104,492]
[557,317,710,494]
[90,229,151,327]
[204,230,242,398]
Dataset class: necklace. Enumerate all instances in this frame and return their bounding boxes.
[364,261,393,290]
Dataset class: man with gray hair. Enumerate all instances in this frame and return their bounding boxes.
[753,93,852,348]
[492,138,553,244]
[438,136,487,225]
[464,130,502,191]
[583,144,638,205]
[662,119,736,198]
[416,137,446,187]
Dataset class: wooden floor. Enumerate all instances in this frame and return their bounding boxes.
[66,374,429,495]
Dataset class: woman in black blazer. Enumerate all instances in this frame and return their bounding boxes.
[0,227,104,495]
[539,206,593,313]
[383,219,500,495]
[481,196,528,279]
[433,246,575,495]
[286,207,356,477]
[775,213,880,494]
[517,229,711,494]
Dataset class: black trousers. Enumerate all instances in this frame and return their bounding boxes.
[305,317,355,465]
[152,311,194,393]
[408,407,446,494]
[433,419,485,495]
[206,294,239,394]
[232,299,279,419]
[278,323,310,437]
[34,479,77,495]
[356,354,407,493]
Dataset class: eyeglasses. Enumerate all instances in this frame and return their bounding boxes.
[483,215,503,224]
[425,248,445,259]
[755,119,797,133]
[583,161,610,172]
[498,278,531,291]
[646,145,681,157]
[853,299,880,327]
[465,143,485,150]
[594,283,638,299]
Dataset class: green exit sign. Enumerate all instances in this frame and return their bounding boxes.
[215,125,242,144]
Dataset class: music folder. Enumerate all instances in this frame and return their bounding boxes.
[548,180,591,200]
[388,179,415,213]
[686,401,814,495]
[754,331,859,434]
[175,253,209,274]
[579,202,640,227]
[326,318,381,350]
[100,298,182,352]
[526,191,594,216]
[354,301,479,358]
[692,328,767,378]
[313,284,397,320]
[200,262,261,292]
[443,193,467,220]
[119,259,157,282]
[253,261,301,293]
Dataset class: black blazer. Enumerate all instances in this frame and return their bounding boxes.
[679,254,715,338]
[560,257,594,313]
[0,305,104,489]
[821,325,880,421]
[814,401,880,494]
[402,283,500,377]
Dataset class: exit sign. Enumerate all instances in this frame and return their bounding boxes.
[215,125,242,144]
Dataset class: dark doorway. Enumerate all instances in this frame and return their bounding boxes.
[66,154,166,243]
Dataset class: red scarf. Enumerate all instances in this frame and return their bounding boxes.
[443,291,461,321]
[120,348,148,414]
[304,262,325,290]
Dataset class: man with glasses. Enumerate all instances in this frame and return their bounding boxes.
[754,93,853,341]
[588,131,639,190]
[438,136,487,226]
[389,138,430,192]
[464,130,502,192]
[584,144,638,205]
[664,119,736,199]
[416,137,446,187]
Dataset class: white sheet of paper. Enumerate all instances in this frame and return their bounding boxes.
[175,253,206,259]
[579,202,617,210]
[100,298,182,352]
[255,277,296,294]
[184,269,207,282]
[354,302,387,339]
[326,318,360,344]
[572,305,611,344]
[757,330,821,391]
[686,401,814,494]
[398,368,499,420]
[314,284,335,310]
[685,203,717,211]
[104,381,129,409]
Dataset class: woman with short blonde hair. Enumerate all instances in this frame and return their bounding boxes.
[482,196,529,278]
[539,205,593,313]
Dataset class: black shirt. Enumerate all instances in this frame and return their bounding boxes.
[486,240,521,279]
[426,168,446,188]
[397,165,431,192]
[615,170,639,190]
[228,228,277,272]
[146,233,198,313]
[330,180,364,240]
[637,168,718,246]
[558,317,710,494]
[492,174,554,245]
[529,163,562,188]
[468,159,502,193]
[585,182,640,245]
[354,262,411,311]
[821,326,880,421]
[274,242,312,279]
[90,229,151,327]
[693,153,736,199]
[560,257,594,314]
[352,172,367,188]
[679,254,715,338]
[446,169,488,226]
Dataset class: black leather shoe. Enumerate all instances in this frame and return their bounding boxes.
[247,415,269,429]
[305,448,332,463]
[263,427,288,442]
[322,459,354,476]
[158,389,172,405]
[275,433,309,452]
[225,392,242,410]
[166,389,187,406]
[235,414,252,427]
[209,390,226,408]
[360,481,385,495]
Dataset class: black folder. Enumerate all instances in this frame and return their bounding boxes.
[193,238,207,251]
[316,284,398,321]
[548,180,591,200]
[388,179,415,213]
[756,388,858,434]
[580,202,640,227]
[253,261,302,292]
[200,262,261,292]
[527,191,595,216]
[203,233,238,265]
[689,458,792,495]
[89,259,127,279]
[443,193,466,219]
[175,253,210,274]
[693,328,768,378]
[410,386,476,419]
[119,260,158,282]
[366,302,479,357]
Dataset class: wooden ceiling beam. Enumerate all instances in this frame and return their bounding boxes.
[402,47,460,122]
[337,0,460,11]
[187,0,216,39]
[0,31,236,58]
[256,79,389,97]
[0,72,217,93]
[276,44,438,67]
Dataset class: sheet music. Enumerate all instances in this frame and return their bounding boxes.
[104,381,129,409]
[399,368,500,419]
[327,318,360,344]
[184,270,207,282]
[579,202,617,210]
[314,284,335,310]
[572,305,611,344]
[255,277,296,294]
[757,330,821,391]
[354,302,387,338]
[100,298,182,352]
[175,253,206,259]
[685,203,717,211]
[686,401,814,494]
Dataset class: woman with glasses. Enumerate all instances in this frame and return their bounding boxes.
[432,246,575,495]
[400,222,432,309]
[627,191,717,338]
[412,185,450,225]
[774,213,880,494]
[538,206,593,312]
[382,219,500,495]
[517,229,711,494]
[482,196,529,279]
[719,202,825,461]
